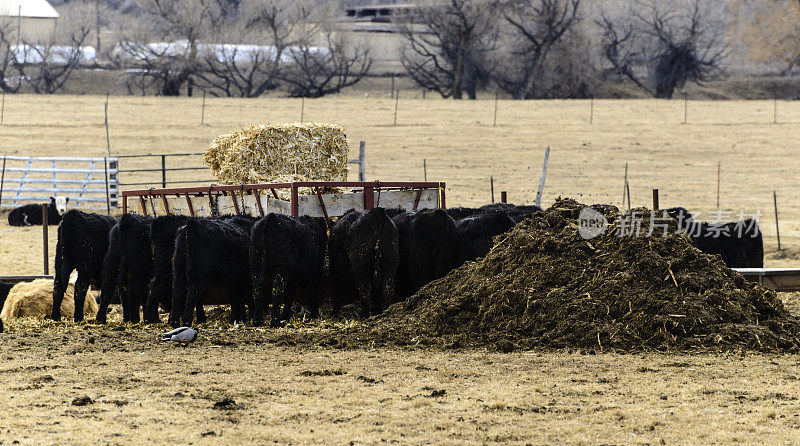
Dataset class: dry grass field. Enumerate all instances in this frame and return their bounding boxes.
[3,94,800,443]
[3,94,800,273]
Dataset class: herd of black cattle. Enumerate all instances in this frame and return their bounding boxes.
[38,203,763,328]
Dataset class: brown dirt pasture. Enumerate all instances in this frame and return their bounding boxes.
[2,95,800,443]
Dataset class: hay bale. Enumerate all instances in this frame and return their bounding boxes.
[0,279,99,320]
[204,123,349,186]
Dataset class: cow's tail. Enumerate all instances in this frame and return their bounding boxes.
[53,216,72,287]
[434,210,455,280]
[372,208,389,305]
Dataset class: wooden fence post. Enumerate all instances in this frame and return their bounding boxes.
[0,155,5,206]
[42,204,49,275]
[774,95,778,124]
[683,92,688,125]
[201,91,207,126]
[535,146,550,208]
[501,191,507,203]
[623,162,628,207]
[716,161,721,208]
[393,91,400,125]
[774,190,782,251]
[104,100,111,157]
[300,97,305,122]
[423,159,427,182]
[626,182,631,210]
[652,189,659,210]
[493,89,499,127]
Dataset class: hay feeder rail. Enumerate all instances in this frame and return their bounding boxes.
[121,181,446,220]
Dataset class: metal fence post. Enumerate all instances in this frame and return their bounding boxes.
[358,141,366,182]
[42,203,49,275]
[104,157,111,215]
[0,155,5,206]
[161,154,167,188]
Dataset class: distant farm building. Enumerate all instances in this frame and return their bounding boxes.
[338,3,426,74]
[0,0,59,44]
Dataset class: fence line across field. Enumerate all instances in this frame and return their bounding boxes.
[0,156,118,210]
[115,143,366,189]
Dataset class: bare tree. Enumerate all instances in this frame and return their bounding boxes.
[599,0,727,99]
[194,0,298,97]
[0,19,22,93]
[119,0,224,96]
[280,25,372,98]
[496,0,581,100]
[12,4,94,94]
[398,0,497,99]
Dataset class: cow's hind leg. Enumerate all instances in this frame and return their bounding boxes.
[72,274,91,323]
[145,273,167,323]
[280,280,295,323]
[168,268,187,328]
[183,275,209,327]
[270,274,287,328]
[127,282,146,324]
[51,269,71,321]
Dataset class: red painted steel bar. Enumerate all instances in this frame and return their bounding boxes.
[315,188,331,229]
[363,185,374,210]
[121,181,446,198]
[413,188,423,210]
[230,191,241,215]
[185,193,195,216]
[254,190,265,217]
[290,184,299,217]
[120,181,448,216]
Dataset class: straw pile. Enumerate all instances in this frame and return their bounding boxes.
[204,123,349,186]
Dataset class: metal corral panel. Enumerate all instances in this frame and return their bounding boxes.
[135,188,438,218]
[734,268,800,292]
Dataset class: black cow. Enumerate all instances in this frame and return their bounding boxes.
[250,214,327,327]
[7,197,68,226]
[116,213,154,323]
[52,210,116,322]
[0,281,13,313]
[391,208,458,298]
[666,207,764,268]
[95,222,121,324]
[482,203,541,223]
[447,203,540,223]
[450,209,515,267]
[170,216,256,327]
[329,208,399,318]
[145,215,190,324]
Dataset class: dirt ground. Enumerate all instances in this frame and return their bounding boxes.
[3,95,800,443]
[1,323,800,445]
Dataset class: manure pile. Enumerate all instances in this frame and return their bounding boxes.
[360,199,800,352]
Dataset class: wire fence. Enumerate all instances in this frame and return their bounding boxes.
[115,152,212,188]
